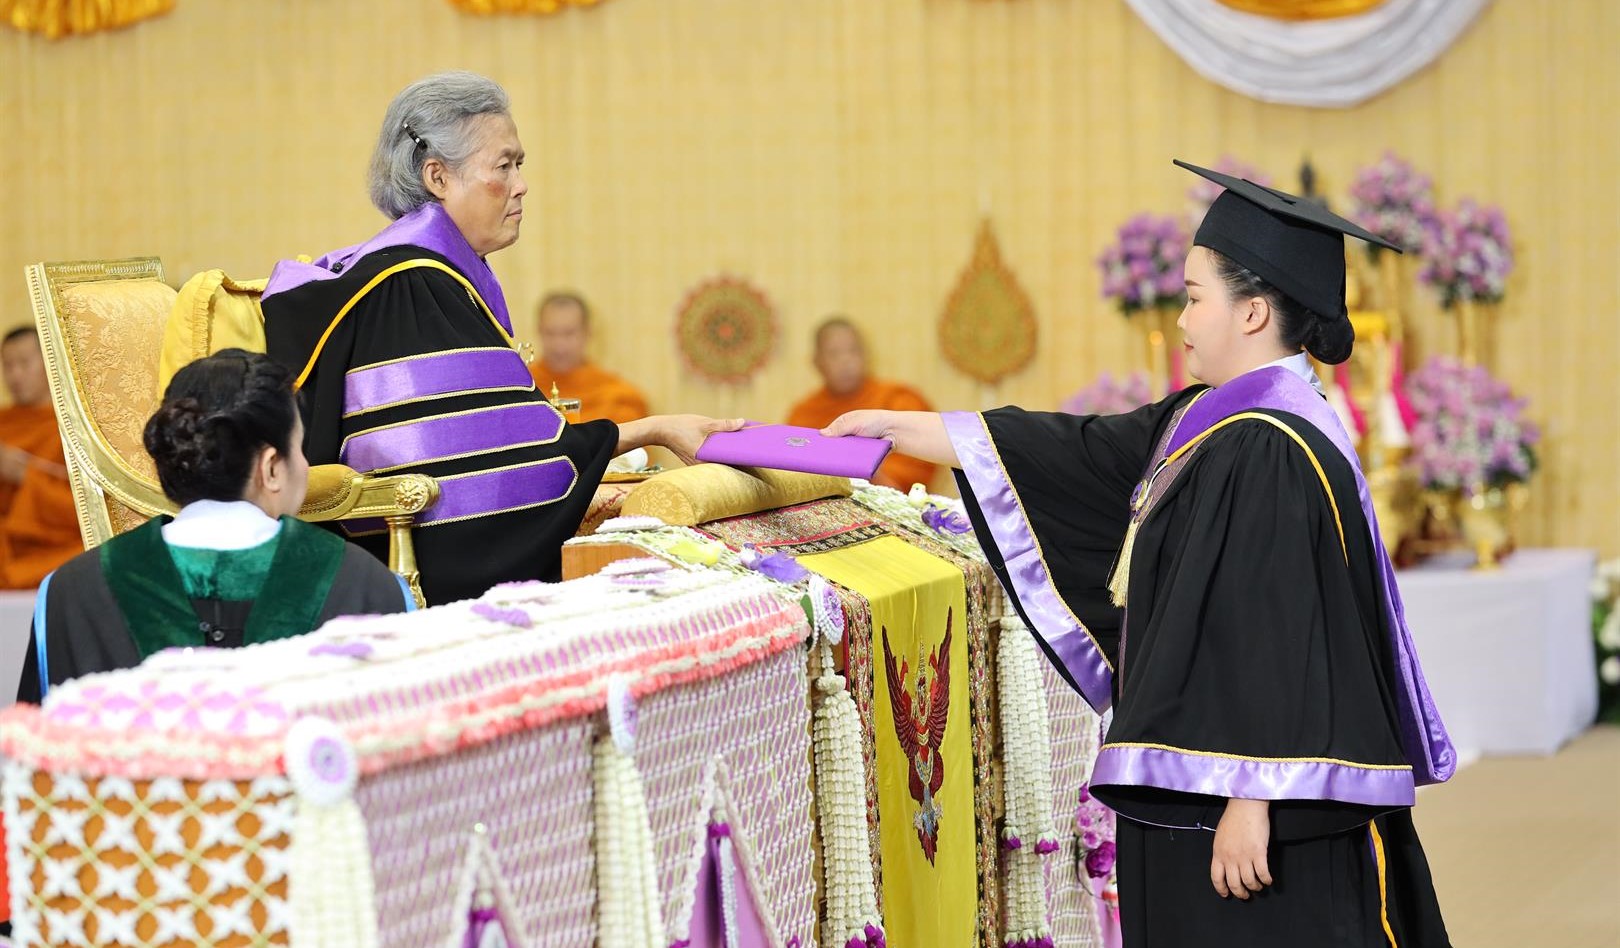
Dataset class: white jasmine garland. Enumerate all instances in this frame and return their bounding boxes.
[811,642,884,948]
[594,732,663,948]
[719,833,740,947]
[997,610,1058,946]
[285,717,378,948]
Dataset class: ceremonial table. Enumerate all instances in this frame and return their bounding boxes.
[1397,549,1597,758]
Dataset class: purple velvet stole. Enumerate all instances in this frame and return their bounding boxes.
[947,364,1455,807]
[1161,366,1454,787]
[262,201,513,334]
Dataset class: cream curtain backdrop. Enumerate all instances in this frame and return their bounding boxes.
[1,0,1615,555]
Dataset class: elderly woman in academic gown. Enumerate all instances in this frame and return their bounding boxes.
[263,72,738,605]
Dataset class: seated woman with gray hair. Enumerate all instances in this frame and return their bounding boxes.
[263,72,739,605]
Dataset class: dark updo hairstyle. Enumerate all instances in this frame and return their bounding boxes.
[143,349,298,506]
[1207,249,1355,364]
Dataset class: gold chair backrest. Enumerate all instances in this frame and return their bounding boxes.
[25,258,178,548]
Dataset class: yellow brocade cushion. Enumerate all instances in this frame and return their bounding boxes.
[157,269,269,397]
[619,464,851,526]
[58,280,174,482]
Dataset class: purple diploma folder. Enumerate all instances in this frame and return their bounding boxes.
[694,424,893,480]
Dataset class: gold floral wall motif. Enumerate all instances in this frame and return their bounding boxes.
[938,220,1037,386]
[2,0,172,38]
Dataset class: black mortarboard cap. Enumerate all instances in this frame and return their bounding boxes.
[1176,159,1402,322]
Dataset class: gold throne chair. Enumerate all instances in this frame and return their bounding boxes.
[24,257,439,605]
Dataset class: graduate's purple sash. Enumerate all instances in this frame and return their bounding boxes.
[948,365,1454,801]
[1154,367,1454,787]
[263,201,513,334]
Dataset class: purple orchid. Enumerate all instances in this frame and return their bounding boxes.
[1349,152,1438,254]
[738,545,810,584]
[1062,371,1153,416]
[1405,356,1537,490]
[921,504,972,535]
[1418,198,1514,307]
[1097,213,1189,316]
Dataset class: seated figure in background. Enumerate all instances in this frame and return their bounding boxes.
[0,326,81,589]
[15,350,411,703]
[787,316,938,491]
[262,72,737,604]
[531,291,650,425]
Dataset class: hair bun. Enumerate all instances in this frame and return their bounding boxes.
[143,397,214,472]
[1305,316,1355,365]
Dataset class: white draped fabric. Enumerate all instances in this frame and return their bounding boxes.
[1125,0,1493,108]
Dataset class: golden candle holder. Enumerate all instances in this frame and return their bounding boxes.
[548,382,583,423]
[1138,304,1179,398]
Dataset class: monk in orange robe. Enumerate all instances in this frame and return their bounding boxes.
[787,317,938,491]
[529,292,650,425]
[0,327,81,589]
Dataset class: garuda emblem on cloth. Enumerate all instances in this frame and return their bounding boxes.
[882,609,953,864]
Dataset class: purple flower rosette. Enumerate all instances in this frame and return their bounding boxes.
[739,544,810,584]
[921,503,972,536]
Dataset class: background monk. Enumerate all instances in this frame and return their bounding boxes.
[531,291,650,424]
[0,327,81,589]
[787,316,937,490]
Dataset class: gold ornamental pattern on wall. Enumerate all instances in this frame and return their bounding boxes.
[673,276,778,385]
[938,220,1038,385]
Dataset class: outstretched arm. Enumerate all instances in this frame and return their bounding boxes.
[821,410,960,469]
[616,414,746,465]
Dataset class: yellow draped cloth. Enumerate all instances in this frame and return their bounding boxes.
[799,535,976,947]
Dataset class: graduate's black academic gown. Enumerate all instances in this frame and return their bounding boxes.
[952,391,1450,948]
[16,516,408,703]
[264,247,618,605]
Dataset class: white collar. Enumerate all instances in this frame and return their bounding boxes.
[1259,351,1324,394]
[161,499,283,551]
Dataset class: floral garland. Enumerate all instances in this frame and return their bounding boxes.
[285,717,379,948]
[811,640,885,948]
[594,728,664,947]
[996,611,1059,948]
[849,484,983,561]
[1075,781,1120,945]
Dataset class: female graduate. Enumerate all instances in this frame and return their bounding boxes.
[15,350,412,703]
[824,161,1454,947]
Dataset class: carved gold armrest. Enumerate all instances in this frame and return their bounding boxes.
[298,464,438,522]
[299,465,439,608]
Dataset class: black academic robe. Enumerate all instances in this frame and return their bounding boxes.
[954,391,1450,948]
[263,246,618,605]
[15,516,408,703]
